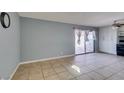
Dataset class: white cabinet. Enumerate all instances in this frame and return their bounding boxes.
[117,26,124,44]
[118,31,124,36]
[99,26,117,54]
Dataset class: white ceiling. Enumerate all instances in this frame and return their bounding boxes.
[18,12,124,27]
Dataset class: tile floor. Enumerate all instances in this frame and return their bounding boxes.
[12,53,124,80]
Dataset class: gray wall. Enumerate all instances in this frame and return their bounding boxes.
[95,29,99,52]
[0,14,98,79]
[20,17,98,62]
[0,12,20,79]
[20,18,75,61]
[99,26,117,54]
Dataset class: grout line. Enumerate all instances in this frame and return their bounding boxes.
[40,63,45,80]
[50,61,61,80]
[11,53,124,80]
[27,65,30,80]
[60,62,75,80]
[92,64,124,80]
[104,68,124,80]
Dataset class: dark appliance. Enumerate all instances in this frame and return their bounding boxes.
[117,44,124,56]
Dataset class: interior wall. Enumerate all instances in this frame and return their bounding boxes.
[99,26,117,54]
[20,17,98,62]
[95,28,99,52]
[0,12,20,79]
[20,17,75,61]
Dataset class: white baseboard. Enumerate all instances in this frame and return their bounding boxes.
[9,63,20,80]
[9,54,75,80]
[20,54,75,65]
[99,51,116,55]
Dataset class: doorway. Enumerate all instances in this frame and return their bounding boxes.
[75,29,95,55]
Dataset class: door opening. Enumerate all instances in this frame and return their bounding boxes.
[75,29,95,55]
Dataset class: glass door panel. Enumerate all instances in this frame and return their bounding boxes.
[75,29,95,55]
[75,29,85,54]
[86,31,94,53]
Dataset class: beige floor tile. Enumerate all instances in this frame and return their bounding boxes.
[86,71,106,80]
[61,62,72,68]
[17,65,28,72]
[12,74,29,80]
[29,66,44,80]
[53,66,67,73]
[70,71,82,77]
[12,53,124,80]
[86,64,99,70]
[42,68,54,73]
[94,67,115,78]
[12,70,29,80]
[51,63,62,68]
[42,68,56,77]
[108,63,124,72]
[58,71,74,80]
[76,74,91,80]
[29,73,44,80]
[70,78,77,80]
[107,73,124,80]
[107,69,124,80]
[42,65,52,70]
[66,67,82,77]
[43,71,56,78]
[80,66,92,74]
[30,68,42,75]
[41,63,51,67]
[45,74,60,80]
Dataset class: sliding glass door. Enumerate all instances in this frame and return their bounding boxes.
[75,29,85,54]
[75,29,95,55]
[85,31,95,53]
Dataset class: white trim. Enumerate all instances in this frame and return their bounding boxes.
[9,63,20,80]
[20,54,75,65]
[9,54,75,80]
